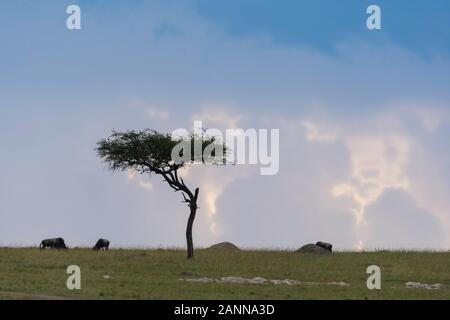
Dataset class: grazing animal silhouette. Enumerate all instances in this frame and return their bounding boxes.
[93,238,110,251]
[40,237,67,250]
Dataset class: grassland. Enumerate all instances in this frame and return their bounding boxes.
[0,248,448,299]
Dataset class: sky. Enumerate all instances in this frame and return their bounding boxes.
[0,0,449,250]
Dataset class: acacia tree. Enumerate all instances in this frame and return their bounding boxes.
[96,129,226,259]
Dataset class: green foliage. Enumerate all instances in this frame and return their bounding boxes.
[96,129,227,174]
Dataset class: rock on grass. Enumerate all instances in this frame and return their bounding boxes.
[207,242,240,250]
[296,243,331,255]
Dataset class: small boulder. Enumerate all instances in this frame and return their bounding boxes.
[208,242,240,250]
[315,241,332,252]
[296,243,331,255]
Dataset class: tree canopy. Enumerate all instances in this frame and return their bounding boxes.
[96,129,226,175]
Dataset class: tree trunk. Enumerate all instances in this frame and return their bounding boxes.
[186,188,199,259]
[186,206,196,259]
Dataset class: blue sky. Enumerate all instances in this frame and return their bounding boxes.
[0,1,449,249]
[196,0,450,56]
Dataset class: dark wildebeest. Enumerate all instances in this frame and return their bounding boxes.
[316,241,332,253]
[93,239,110,251]
[40,237,67,250]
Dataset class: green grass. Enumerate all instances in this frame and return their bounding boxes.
[0,248,448,299]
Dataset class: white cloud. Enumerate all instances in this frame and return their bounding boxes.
[126,170,153,191]
[412,107,446,133]
[128,99,169,120]
[407,148,450,245]
[193,108,243,129]
[146,108,169,120]
[302,120,337,142]
[332,134,411,225]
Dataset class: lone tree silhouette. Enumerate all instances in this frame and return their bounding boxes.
[96,129,226,259]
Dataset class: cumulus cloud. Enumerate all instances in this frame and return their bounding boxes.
[128,99,169,120]
[264,107,450,250]
[302,121,337,142]
[192,108,243,129]
[411,107,447,133]
[127,170,154,191]
[332,133,411,249]
[332,134,411,225]
[146,108,169,120]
